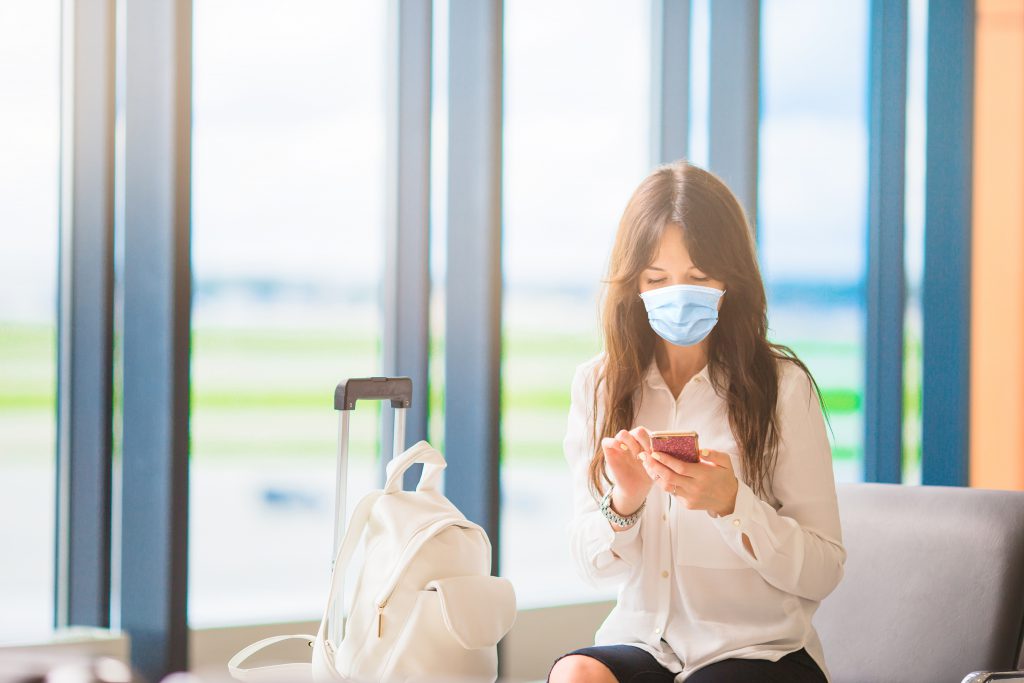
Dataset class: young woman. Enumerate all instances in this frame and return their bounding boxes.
[548,161,845,683]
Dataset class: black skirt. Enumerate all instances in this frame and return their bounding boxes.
[548,643,827,683]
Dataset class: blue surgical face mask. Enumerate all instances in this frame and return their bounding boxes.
[638,283,725,347]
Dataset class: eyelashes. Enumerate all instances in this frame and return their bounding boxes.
[645,276,709,285]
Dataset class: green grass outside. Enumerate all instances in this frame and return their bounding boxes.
[1,322,921,467]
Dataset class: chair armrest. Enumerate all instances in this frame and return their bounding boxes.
[961,672,1024,682]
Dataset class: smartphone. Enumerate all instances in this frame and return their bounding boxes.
[650,431,700,463]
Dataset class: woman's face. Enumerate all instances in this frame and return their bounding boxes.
[637,223,726,299]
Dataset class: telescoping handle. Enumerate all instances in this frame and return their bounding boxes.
[334,376,413,411]
[330,377,412,645]
[331,377,413,563]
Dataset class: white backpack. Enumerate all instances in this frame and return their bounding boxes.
[229,441,517,682]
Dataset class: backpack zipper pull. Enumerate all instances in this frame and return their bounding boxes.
[377,603,385,638]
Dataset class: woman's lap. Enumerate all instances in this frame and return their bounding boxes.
[548,644,826,683]
[548,644,675,683]
[686,647,826,683]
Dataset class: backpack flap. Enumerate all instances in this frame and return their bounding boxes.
[425,576,517,649]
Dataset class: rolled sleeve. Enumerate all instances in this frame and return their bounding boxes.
[711,362,847,602]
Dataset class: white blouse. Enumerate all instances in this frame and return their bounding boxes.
[563,353,846,682]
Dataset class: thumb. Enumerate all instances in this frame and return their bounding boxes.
[700,449,733,470]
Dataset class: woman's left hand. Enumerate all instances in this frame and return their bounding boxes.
[643,448,739,517]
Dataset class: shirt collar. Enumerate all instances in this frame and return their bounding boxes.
[643,356,711,391]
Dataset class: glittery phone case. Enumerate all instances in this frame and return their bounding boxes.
[650,431,700,463]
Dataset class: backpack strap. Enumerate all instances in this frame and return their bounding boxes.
[384,440,446,494]
[227,490,384,680]
[320,488,384,643]
[226,634,314,681]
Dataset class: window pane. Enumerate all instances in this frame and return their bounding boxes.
[902,0,927,485]
[0,0,60,642]
[189,0,387,626]
[758,0,869,483]
[501,0,653,607]
[429,0,449,456]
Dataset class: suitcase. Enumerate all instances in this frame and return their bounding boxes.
[229,375,515,681]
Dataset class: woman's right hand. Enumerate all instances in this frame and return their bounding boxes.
[601,426,655,517]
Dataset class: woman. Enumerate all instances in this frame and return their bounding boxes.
[548,161,845,683]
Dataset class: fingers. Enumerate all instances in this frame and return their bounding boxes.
[614,429,645,459]
[601,433,643,469]
[601,436,624,457]
[630,426,653,455]
[645,457,692,495]
[700,449,734,470]
[649,451,698,478]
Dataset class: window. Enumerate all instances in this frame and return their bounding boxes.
[501,0,654,607]
[758,0,870,482]
[901,0,927,485]
[0,0,61,642]
[189,0,388,626]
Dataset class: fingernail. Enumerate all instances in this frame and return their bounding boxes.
[638,452,647,462]
[651,452,662,462]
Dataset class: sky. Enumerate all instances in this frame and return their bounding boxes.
[0,0,928,324]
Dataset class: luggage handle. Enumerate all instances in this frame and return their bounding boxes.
[330,376,412,646]
[332,376,413,558]
[334,376,412,410]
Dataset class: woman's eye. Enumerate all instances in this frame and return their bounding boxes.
[692,276,708,282]
[646,278,667,285]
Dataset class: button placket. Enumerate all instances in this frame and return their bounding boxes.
[654,500,672,640]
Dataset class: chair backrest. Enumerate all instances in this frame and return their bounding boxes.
[814,482,1024,683]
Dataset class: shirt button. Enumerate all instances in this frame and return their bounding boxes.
[655,628,662,635]
[732,519,741,527]
[661,570,669,578]
[662,513,667,521]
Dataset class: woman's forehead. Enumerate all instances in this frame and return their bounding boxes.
[649,227,695,266]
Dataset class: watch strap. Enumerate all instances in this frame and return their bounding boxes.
[600,486,645,528]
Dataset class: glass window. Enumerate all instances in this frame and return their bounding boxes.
[0,0,61,642]
[758,0,870,483]
[902,0,927,485]
[501,0,653,607]
[189,0,387,627]
[429,0,449,457]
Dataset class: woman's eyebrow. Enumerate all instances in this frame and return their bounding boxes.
[645,265,666,272]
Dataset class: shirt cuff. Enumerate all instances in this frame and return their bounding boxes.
[590,510,643,568]
[710,478,758,559]
[610,516,642,548]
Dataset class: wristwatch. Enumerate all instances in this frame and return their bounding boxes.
[600,486,646,528]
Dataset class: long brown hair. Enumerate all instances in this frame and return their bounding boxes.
[588,160,826,502]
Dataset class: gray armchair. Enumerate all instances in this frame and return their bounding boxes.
[814,482,1024,683]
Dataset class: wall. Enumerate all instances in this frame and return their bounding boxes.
[971,0,1024,491]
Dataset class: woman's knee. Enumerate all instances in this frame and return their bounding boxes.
[548,654,618,683]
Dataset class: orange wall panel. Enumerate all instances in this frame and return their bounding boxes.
[970,0,1024,490]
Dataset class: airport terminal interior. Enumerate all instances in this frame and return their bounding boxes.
[1,1,1023,682]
